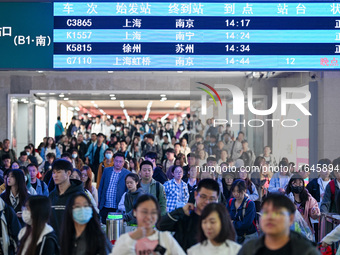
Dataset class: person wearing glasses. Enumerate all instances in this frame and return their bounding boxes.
[163,165,189,212]
[227,179,258,244]
[112,194,185,255]
[238,194,319,255]
[157,179,220,252]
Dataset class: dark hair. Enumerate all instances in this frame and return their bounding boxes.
[27,163,38,169]
[174,142,181,147]
[17,196,51,255]
[70,137,78,147]
[318,158,332,167]
[135,194,161,225]
[52,159,73,173]
[125,173,141,189]
[44,137,56,149]
[104,148,114,154]
[145,133,155,141]
[2,154,11,161]
[261,193,296,215]
[129,158,140,173]
[237,171,254,195]
[198,203,236,244]
[230,179,247,194]
[60,193,110,255]
[61,152,72,160]
[71,169,82,180]
[140,160,153,170]
[197,179,220,194]
[144,151,157,160]
[114,152,125,159]
[171,165,183,174]
[46,152,56,160]
[3,169,29,210]
[80,166,93,192]
[285,174,308,208]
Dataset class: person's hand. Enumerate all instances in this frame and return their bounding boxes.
[85,158,89,165]
[278,188,285,193]
[182,203,195,216]
[321,241,330,247]
[16,212,22,218]
[129,227,146,240]
[311,207,320,216]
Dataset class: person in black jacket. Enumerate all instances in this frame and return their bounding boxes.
[157,179,220,252]
[238,194,319,255]
[145,152,168,184]
[48,159,84,237]
[18,195,59,255]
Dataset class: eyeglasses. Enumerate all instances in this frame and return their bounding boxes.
[260,211,290,218]
[197,193,218,202]
[137,210,158,217]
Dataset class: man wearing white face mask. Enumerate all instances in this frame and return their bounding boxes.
[96,148,114,189]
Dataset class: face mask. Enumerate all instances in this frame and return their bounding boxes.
[291,186,304,194]
[116,127,121,131]
[22,209,32,225]
[26,151,30,156]
[72,154,77,159]
[179,127,184,131]
[72,207,93,225]
[105,153,113,160]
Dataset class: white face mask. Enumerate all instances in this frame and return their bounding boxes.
[22,209,32,225]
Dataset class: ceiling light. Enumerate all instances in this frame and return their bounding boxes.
[160,94,166,97]
[177,71,183,73]
[111,97,116,100]
[94,104,98,108]
[64,98,69,101]
[174,103,180,108]
[108,71,114,73]
[91,101,95,104]
[110,94,115,97]
[59,94,64,98]
[75,107,80,111]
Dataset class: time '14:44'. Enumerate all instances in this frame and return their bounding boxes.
[225,58,250,64]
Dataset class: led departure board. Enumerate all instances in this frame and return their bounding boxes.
[1,1,340,70]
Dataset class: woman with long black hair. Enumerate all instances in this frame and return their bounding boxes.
[60,192,112,255]
[1,169,29,218]
[17,196,59,255]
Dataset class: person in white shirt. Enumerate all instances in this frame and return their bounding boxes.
[91,115,104,135]
[111,194,185,255]
[187,203,241,255]
[103,119,115,140]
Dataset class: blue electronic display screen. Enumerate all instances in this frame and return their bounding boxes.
[1,1,340,70]
[52,2,340,70]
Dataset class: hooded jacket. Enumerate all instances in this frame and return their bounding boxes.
[123,188,145,223]
[18,224,59,255]
[237,231,319,255]
[48,179,84,237]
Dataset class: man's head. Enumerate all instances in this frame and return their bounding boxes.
[27,163,38,182]
[166,148,175,161]
[209,135,217,144]
[113,152,125,171]
[95,115,101,124]
[187,153,196,167]
[19,151,28,162]
[145,134,155,145]
[174,143,181,154]
[61,152,72,163]
[52,159,73,185]
[195,134,203,143]
[195,179,219,214]
[207,156,217,167]
[145,152,157,168]
[91,133,97,142]
[2,154,11,168]
[237,131,244,142]
[264,146,271,156]
[77,133,84,143]
[260,194,296,237]
[242,140,249,151]
[2,139,10,150]
[139,160,154,183]
[97,133,105,144]
[75,119,81,127]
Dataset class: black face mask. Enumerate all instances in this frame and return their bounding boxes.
[291,186,304,194]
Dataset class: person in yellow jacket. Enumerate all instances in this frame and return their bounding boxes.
[96,148,114,189]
